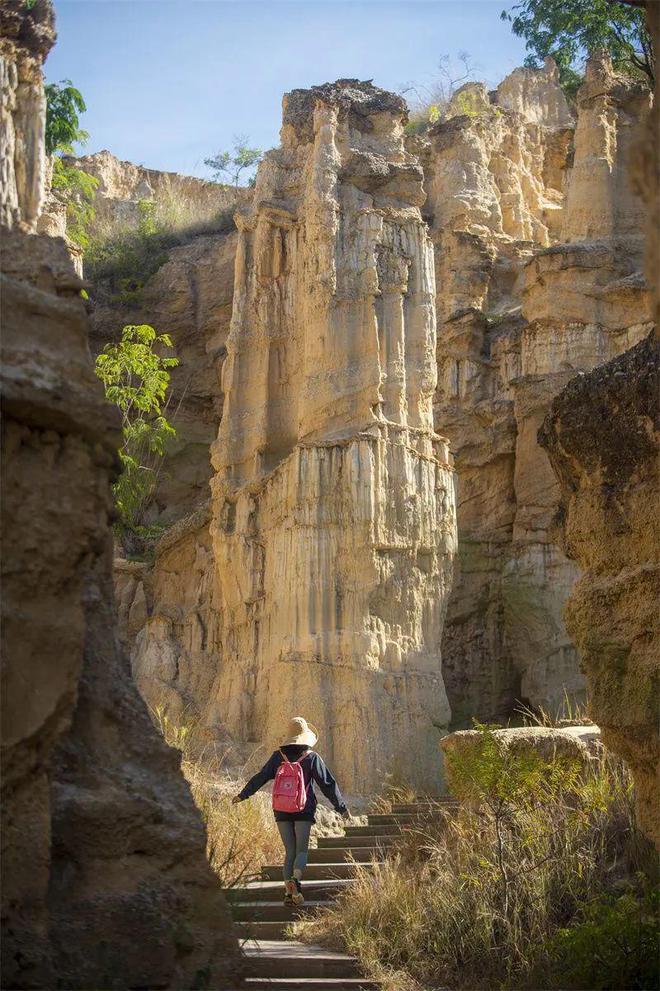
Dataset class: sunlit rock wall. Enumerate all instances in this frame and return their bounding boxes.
[427,57,652,724]
[205,81,456,793]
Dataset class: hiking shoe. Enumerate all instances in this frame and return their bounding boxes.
[283,880,294,905]
[291,879,304,906]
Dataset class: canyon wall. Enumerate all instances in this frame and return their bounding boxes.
[540,335,659,846]
[76,149,244,523]
[539,2,659,848]
[133,80,458,794]
[426,56,652,724]
[0,4,242,987]
[69,58,651,790]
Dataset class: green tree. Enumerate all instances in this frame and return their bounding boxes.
[45,79,98,249]
[501,0,654,94]
[95,325,179,547]
[45,79,89,156]
[204,134,262,188]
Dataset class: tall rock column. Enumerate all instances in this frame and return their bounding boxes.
[210,81,456,793]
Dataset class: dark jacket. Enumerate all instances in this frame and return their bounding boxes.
[237,744,348,822]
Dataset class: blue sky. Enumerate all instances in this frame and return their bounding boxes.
[46,1,528,179]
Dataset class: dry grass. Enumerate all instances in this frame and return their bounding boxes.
[297,743,647,990]
[151,705,280,888]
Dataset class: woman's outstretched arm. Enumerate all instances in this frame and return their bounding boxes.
[233,752,279,803]
[310,754,349,816]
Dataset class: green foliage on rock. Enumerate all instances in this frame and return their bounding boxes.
[45,79,98,248]
[204,135,262,188]
[50,157,98,249]
[85,196,235,305]
[95,324,178,546]
[501,0,654,95]
[45,79,88,156]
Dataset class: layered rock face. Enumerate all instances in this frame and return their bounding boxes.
[539,3,659,850]
[540,335,659,845]
[427,57,652,724]
[135,81,457,793]
[0,5,241,986]
[0,0,51,231]
[66,149,246,522]
[91,226,239,521]
[210,80,456,792]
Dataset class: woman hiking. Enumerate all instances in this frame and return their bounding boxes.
[232,716,350,905]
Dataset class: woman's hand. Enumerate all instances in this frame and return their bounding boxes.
[231,796,242,805]
[340,808,351,820]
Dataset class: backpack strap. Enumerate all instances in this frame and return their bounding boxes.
[278,749,291,763]
[296,749,314,763]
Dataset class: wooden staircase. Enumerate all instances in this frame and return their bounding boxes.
[226,800,457,989]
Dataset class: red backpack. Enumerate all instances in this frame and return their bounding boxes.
[272,750,311,813]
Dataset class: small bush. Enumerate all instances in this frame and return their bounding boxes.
[546,887,659,990]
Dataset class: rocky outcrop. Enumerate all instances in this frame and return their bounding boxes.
[539,335,659,846]
[538,3,660,851]
[133,80,458,794]
[70,148,239,230]
[441,722,602,796]
[428,55,652,725]
[0,6,241,986]
[0,0,53,231]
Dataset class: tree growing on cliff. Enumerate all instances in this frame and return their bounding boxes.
[95,324,179,549]
[501,0,654,94]
[204,135,263,189]
[45,79,98,248]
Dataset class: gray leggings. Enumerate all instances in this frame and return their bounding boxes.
[276,820,313,880]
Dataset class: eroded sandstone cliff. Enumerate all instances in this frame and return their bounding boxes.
[539,335,659,845]
[0,4,241,986]
[539,2,659,849]
[427,55,652,724]
[110,55,653,793]
[132,80,458,794]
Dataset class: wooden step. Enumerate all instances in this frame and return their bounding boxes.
[244,979,379,989]
[243,939,362,979]
[308,846,384,864]
[317,834,397,849]
[227,879,352,903]
[262,861,371,881]
[344,824,401,837]
[231,900,324,922]
[365,813,418,826]
[391,800,457,813]
[236,919,300,940]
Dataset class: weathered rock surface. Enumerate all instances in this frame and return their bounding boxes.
[428,55,652,725]
[0,6,241,986]
[91,227,239,521]
[0,0,52,231]
[133,80,458,794]
[69,148,240,230]
[441,722,602,796]
[540,334,659,846]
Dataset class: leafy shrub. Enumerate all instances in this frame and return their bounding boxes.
[299,728,646,990]
[547,887,659,990]
[50,157,98,249]
[94,324,178,548]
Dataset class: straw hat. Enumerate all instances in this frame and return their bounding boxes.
[282,716,318,747]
